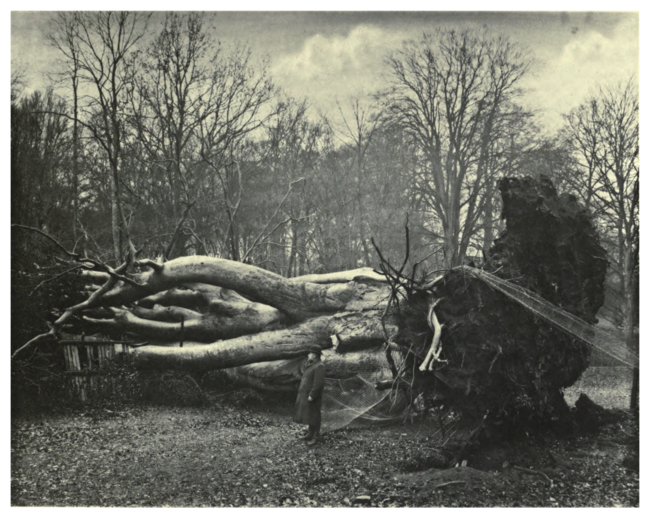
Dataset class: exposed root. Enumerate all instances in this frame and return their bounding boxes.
[419,299,444,371]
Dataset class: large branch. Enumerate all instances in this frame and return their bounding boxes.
[219,347,395,392]
[129,310,388,371]
[131,305,202,323]
[88,269,388,307]
[131,316,331,370]
[86,299,283,342]
[136,283,252,311]
[96,256,388,321]
[292,268,386,284]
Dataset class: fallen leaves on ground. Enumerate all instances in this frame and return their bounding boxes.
[11,370,639,507]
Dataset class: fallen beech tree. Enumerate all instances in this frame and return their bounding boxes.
[13,175,613,429]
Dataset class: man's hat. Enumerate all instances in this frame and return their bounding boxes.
[306,347,322,355]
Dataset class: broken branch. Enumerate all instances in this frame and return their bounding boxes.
[434,481,466,489]
[512,465,554,487]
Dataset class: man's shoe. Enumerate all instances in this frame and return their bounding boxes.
[306,436,318,446]
[299,433,313,441]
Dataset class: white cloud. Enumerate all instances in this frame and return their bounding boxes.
[271,25,403,114]
[276,16,638,130]
[523,16,639,131]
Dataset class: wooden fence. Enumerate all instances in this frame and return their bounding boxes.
[61,338,132,402]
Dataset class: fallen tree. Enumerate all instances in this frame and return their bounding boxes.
[76,260,394,371]
[14,175,619,431]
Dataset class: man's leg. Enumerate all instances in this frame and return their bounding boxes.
[306,424,320,445]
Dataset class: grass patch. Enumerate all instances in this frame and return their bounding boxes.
[564,366,633,409]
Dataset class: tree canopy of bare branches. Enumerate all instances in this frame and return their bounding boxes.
[562,79,639,405]
[380,27,534,267]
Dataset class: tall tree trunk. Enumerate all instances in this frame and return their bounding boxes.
[72,74,79,243]
[111,169,122,265]
[483,179,495,253]
[228,218,240,262]
[624,245,639,410]
[288,218,298,277]
[298,230,307,276]
[357,206,372,267]
[444,197,462,267]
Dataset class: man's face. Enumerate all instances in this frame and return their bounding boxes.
[307,352,319,363]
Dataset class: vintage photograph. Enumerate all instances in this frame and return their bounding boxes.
[11,9,639,507]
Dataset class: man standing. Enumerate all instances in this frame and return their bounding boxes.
[293,348,325,446]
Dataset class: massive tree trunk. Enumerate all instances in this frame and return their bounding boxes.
[65,261,397,404]
[93,259,387,321]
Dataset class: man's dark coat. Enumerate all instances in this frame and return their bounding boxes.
[293,359,325,427]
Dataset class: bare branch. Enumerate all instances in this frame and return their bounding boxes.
[163,201,196,260]
[12,224,141,287]
[135,259,164,273]
[241,178,305,263]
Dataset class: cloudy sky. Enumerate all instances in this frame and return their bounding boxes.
[10,8,639,133]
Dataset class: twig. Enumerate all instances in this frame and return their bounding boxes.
[28,265,83,296]
[512,465,554,486]
[435,481,466,489]
[12,262,125,359]
[11,331,57,359]
[371,236,406,283]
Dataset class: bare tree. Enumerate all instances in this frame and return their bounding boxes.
[11,89,73,233]
[47,13,84,243]
[328,98,381,266]
[198,46,275,261]
[380,27,533,267]
[128,13,215,259]
[11,60,27,103]
[49,11,150,264]
[563,80,639,405]
[255,97,325,275]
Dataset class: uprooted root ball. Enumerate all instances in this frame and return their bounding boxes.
[393,175,606,431]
